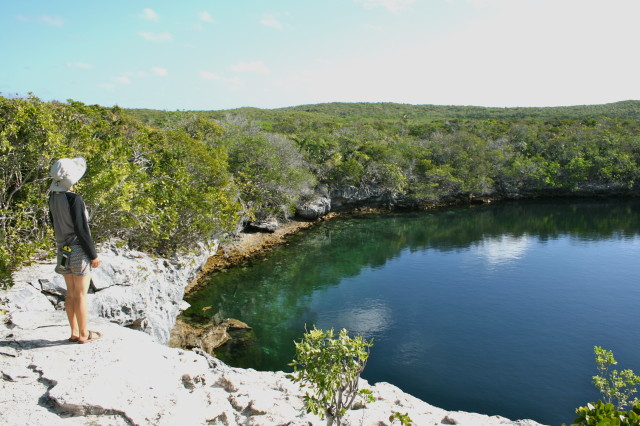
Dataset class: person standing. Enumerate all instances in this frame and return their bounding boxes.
[48,157,103,344]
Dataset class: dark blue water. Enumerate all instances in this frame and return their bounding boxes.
[183,198,640,425]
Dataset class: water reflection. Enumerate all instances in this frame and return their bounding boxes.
[316,299,392,340]
[473,234,532,267]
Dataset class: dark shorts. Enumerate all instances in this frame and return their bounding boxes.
[55,244,91,276]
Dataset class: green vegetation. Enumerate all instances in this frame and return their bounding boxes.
[0,96,240,283]
[593,347,640,410]
[570,401,640,425]
[567,347,640,425]
[389,411,414,425]
[2,95,640,283]
[287,327,374,425]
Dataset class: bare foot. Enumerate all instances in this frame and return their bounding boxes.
[77,330,103,344]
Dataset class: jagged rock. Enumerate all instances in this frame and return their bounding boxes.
[9,240,219,345]
[1,280,54,312]
[330,185,397,210]
[442,414,459,424]
[38,277,67,297]
[247,219,279,233]
[296,196,331,219]
[169,317,252,355]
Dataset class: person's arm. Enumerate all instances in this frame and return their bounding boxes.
[66,193,98,260]
[48,208,54,231]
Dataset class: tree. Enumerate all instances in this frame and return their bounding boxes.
[287,327,375,425]
[225,132,316,220]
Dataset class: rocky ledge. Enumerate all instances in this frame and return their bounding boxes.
[5,239,218,346]
[0,310,545,426]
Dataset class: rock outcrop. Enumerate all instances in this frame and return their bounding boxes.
[0,309,546,426]
[7,240,218,345]
[296,195,331,219]
[330,185,397,210]
[247,219,279,233]
[169,317,252,355]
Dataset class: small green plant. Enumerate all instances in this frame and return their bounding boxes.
[287,326,375,426]
[570,400,640,425]
[390,411,414,425]
[593,346,640,410]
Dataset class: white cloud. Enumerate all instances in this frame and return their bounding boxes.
[97,83,115,91]
[40,15,64,27]
[141,8,159,21]
[353,0,416,13]
[198,11,216,24]
[260,13,284,30]
[200,71,244,86]
[200,71,221,81]
[138,32,172,42]
[67,62,94,70]
[229,61,269,75]
[16,15,64,27]
[114,76,132,85]
[151,67,168,76]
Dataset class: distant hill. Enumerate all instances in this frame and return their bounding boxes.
[277,100,640,121]
[128,100,640,127]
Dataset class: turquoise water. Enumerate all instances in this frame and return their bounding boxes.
[183,198,640,425]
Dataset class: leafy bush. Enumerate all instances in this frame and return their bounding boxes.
[0,96,241,277]
[569,400,640,425]
[593,346,640,410]
[566,347,640,425]
[389,411,414,425]
[287,327,374,425]
[225,131,315,220]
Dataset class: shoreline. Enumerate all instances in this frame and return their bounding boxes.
[182,202,467,296]
[183,216,330,295]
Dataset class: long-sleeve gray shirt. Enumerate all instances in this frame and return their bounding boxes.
[48,192,98,260]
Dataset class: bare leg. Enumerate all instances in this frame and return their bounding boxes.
[71,273,92,341]
[63,274,80,340]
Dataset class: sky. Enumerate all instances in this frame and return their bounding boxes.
[2,0,639,111]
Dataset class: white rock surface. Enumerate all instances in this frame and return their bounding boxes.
[0,309,546,426]
[8,240,218,345]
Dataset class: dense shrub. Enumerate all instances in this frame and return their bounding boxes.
[0,96,240,281]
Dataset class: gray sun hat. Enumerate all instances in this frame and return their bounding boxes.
[49,157,87,192]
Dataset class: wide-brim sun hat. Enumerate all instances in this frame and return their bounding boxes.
[49,157,87,192]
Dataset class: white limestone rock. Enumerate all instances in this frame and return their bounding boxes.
[1,280,54,312]
[0,308,548,426]
[8,240,218,345]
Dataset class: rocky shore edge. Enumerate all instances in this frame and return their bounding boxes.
[1,223,546,425]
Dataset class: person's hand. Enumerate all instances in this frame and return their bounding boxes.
[91,257,102,268]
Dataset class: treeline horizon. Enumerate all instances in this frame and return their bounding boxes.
[2,96,639,282]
